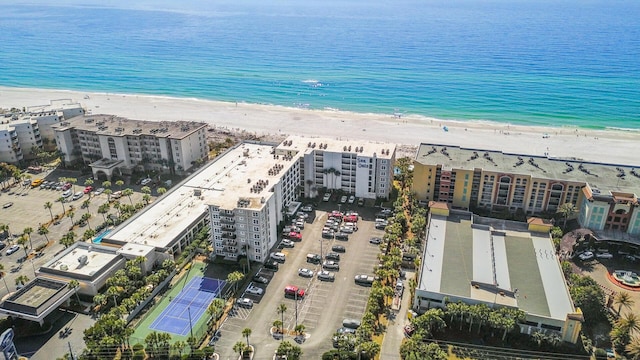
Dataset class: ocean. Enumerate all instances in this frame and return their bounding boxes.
[0,0,639,130]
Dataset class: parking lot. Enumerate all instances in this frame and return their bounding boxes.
[0,170,147,297]
[215,200,384,359]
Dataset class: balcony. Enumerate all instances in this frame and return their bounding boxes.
[223,239,238,246]
[222,224,236,231]
[221,232,237,239]
[224,246,238,253]
[220,217,235,224]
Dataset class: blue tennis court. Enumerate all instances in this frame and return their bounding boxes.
[149,276,226,336]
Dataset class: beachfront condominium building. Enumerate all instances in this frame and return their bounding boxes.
[412,144,640,221]
[578,188,640,236]
[53,114,208,178]
[0,117,43,163]
[416,204,583,343]
[276,135,396,200]
[102,141,301,263]
[99,136,394,264]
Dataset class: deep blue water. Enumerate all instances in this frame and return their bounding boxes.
[0,1,639,129]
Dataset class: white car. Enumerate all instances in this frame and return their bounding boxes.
[340,195,348,204]
[62,189,73,198]
[5,244,20,255]
[94,187,105,195]
[323,193,331,202]
[72,191,84,200]
[301,205,314,212]
[280,239,295,248]
[245,284,263,295]
[270,252,286,262]
[298,268,314,278]
[236,298,254,308]
[348,195,355,204]
[578,251,594,261]
[141,178,153,186]
[317,270,335,282]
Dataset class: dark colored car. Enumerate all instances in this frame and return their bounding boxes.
[325,252,341,261]
[335,232,349,241]
[369,237,382,245]
[331,245,346,253]
[264,260,279,271]
[253,275,269,284]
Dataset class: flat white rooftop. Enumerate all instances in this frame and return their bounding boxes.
[106,141,300,249]
[420,213,575,321]
[43,243,119,278]
[277,135,395,159]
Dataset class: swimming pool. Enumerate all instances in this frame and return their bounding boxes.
[92,229,112,244]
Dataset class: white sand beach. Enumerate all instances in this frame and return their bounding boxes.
[1,86,639,166]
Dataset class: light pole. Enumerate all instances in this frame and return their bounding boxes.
[188,306,194,340]
[295,292,298,329]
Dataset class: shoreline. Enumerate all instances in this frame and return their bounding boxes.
[1,85,639,166]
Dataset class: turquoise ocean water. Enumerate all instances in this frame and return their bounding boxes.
[0,1,639,129]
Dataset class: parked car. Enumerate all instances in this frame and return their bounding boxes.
[141,178,153,186]
[322,230,334,239]
[284,285,305,299]
[325,252,341,261]
[72,191,84,200]
[342,318,361,329]
[0,242,6,250]
[2,202,13,209]
[323,193,331,202]
[94,187,105,195]
[317,270,335,282]
[348,195,355,204]
[280,239,295,248]
[340,195,347,204]
[301,205,314,212]
[354,275,375,286]
[112,191,123,199]
[83,186,94,194]
[62,189,73,198]
[245,284,263,295]
[270,252,286,262]
[252,275,269,284]
[323,261,340,270]
[357,198,365,207]
[369,237,382,245]
[335,232,349,241]
[298,268,314,278]
[236,298,254,308]
[264,260,279,271]
[306,253,322,264]
[596,252,613,259]
[577,251,594,261]
[331,245,346,253]
[6,245,20,255]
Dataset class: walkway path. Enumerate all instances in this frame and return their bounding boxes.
[379,271,414,359]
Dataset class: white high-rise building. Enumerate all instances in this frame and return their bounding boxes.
[53,114,208,178]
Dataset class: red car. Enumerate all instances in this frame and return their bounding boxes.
[62,183,72,191]
[343,215,358,223]
[83,186,94,194]
[286,232,302,241]
[284,285,305,299]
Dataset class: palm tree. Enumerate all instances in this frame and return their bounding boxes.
[142,193,151,205]
[81,213,92,230]
[69,280,81,303]
[58,196,66,215]
[242,327,252,347]
[0,223,10,240]
[115,179,124,191]
[23,227,34,249]
[278,303,287,338]
[67,210,75,226]
[102,180,112,190]
[0,264,9,291]
[17,236,29,257]
[233,341,247,359]
[123,188,134,205]
[614,291,635,315]
[207,298,225,334]
[15,275,29,288]
[60,231,76,248]
[68,177,78,193]
[104,188,113,202]
[558,202,577,228]
[98,203,110,222]
[171,340,187,358]
[626,337,640,360]
[157,187,167,196]
[37,224,49,244]
[44,201,54,222]
[357,341,381,359]
[226,271,244,293]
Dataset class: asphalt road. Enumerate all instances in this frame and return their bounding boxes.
[215,201,383,359]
